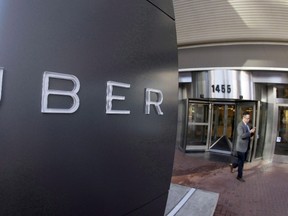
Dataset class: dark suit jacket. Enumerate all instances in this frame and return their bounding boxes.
[235,121,251,153]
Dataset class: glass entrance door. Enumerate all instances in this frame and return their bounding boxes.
[209,104,235,154]
[276,106,288,155]
[180,100,261,159]
[185,101,210,151]
[234,102,259,161]
[208,101,260,159]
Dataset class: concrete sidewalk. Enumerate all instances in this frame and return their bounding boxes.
[171,149,288,216]
[165,184,219,216]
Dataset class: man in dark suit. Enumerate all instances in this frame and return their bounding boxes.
[230,112,256,182]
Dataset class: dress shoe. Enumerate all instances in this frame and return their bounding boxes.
[236,177,245,182]
[229,163,234,173]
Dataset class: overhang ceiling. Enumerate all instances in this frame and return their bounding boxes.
[172,0,288,47]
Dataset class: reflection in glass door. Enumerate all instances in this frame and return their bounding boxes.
[185,102,210,151]
[209,104,235,154]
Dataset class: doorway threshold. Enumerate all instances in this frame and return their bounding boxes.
[273,154,288,163]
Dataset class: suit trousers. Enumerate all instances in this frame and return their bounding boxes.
[232,151,246,178]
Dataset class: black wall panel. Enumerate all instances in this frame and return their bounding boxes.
[0,0,178,215]
[147,0,175,19]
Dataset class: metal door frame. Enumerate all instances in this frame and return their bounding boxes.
[251,101,261,160]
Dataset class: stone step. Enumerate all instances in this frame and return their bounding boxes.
[165,184,219,216]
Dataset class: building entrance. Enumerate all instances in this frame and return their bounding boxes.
[276,106,288,156]
[183,101,210,151]
[209,102,258,158]
[209,104,235,154]
[178,99,261,160]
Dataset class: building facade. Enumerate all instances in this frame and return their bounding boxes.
[173,0,288,161]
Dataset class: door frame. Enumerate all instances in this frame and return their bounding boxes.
[251,101,261,160]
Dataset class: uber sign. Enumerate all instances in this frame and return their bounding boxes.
[0,1,177,215]
[0,69,164,115]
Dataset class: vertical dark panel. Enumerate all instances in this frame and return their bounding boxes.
[0,0,178,215]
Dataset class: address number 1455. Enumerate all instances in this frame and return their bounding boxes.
[211,84,231,93]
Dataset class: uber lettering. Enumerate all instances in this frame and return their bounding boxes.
[0,69,164,115]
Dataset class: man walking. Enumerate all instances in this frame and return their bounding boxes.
[230,112,256,182]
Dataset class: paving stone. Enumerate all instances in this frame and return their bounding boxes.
[171,149,288,216]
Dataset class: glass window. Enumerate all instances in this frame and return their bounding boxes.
[186,125,208,146]
[276,86,288,98]
[188,103,209,123]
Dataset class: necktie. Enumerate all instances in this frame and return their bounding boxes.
[246,125,250,132]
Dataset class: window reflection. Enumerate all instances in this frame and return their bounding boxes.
[188,103,209,123]
[276,86,288,98]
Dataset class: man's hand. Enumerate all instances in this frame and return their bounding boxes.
[250,127,256,133]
